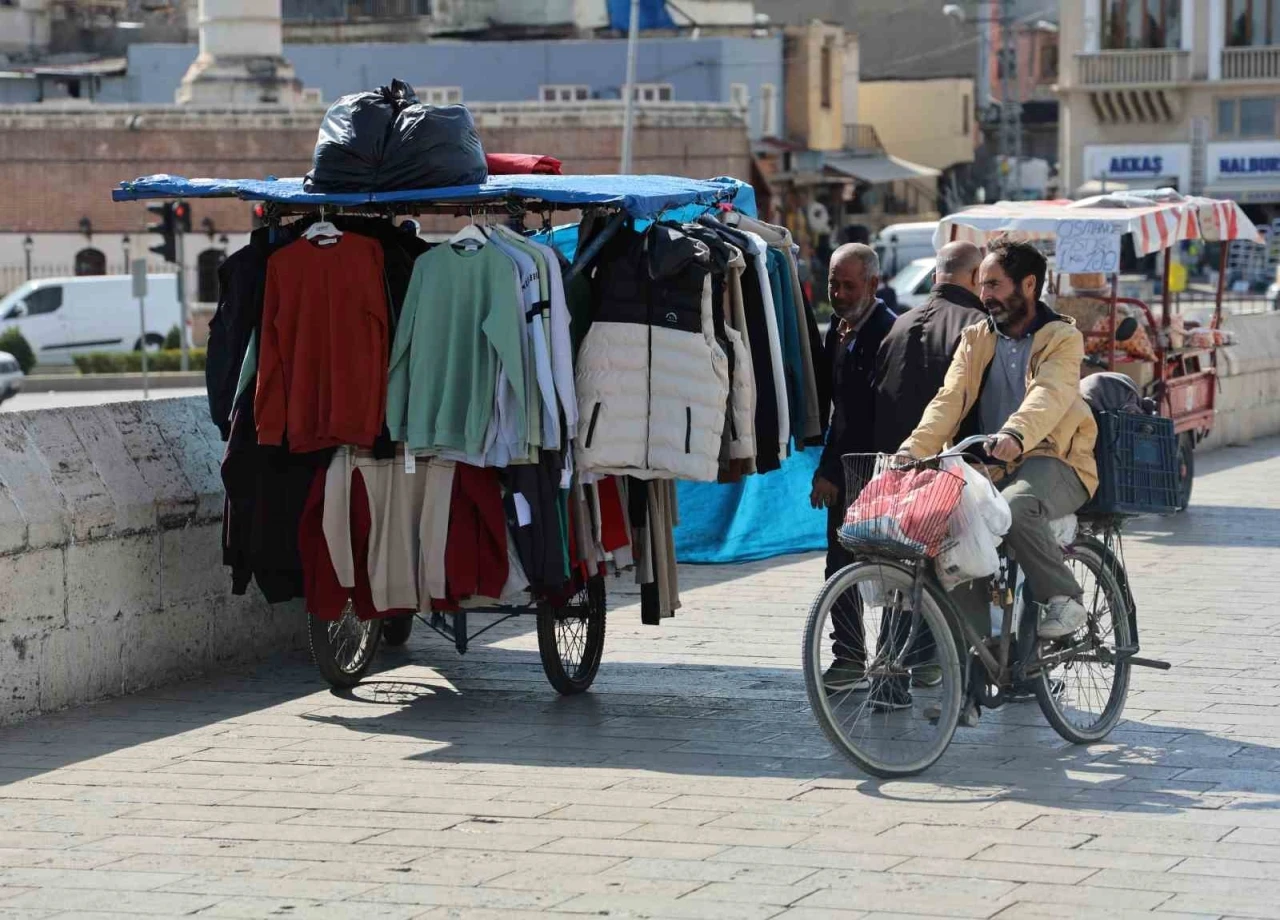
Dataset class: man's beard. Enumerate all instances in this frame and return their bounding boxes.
[835,291,875,326]
[986,289,1032,330]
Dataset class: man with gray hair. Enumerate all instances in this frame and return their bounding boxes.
[874,240,988,453]
[809,242,898,696]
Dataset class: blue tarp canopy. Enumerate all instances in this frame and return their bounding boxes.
[112,173,748,221]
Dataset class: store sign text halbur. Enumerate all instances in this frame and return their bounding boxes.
[1218,156,1280,176]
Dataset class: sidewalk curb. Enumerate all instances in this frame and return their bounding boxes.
[23,372,204,393]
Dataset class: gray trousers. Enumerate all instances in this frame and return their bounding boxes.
[952,456,1089,641]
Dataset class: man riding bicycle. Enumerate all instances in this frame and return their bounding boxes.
[898,239,1099,643]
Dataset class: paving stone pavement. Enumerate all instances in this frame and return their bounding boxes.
[3,440,1280,920]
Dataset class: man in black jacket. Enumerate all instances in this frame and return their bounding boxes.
[809,244,897,698]
[874,241,987,453]
[811,243,897,570]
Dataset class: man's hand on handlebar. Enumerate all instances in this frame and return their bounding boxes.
[985,433,1022,464]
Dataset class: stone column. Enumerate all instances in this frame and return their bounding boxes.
[176,0,302,106]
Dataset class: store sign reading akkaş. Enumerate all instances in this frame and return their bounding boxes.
[1108,155,1165,175]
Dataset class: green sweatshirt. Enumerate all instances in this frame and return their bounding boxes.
[387,243,527,455]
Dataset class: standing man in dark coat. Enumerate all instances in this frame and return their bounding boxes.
[809,245,897,697]
[811,243,898,578]
[874,241,988,453]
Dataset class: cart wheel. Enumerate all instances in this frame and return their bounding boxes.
[308,602,381,689]
[381,613,414,648]
[537,576,606,695]
[1175,433,1194,512]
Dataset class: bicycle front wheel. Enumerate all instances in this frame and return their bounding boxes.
[1035,542,1132,744]
[803,561,963,778]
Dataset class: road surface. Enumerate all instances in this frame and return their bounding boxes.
[0,388,204,413]
[0,440,1279,918]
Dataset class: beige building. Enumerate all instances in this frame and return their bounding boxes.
[858,77,976,172]
[1058,0,1280,229]
[784,20,848,152]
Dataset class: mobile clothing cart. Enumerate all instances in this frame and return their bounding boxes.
[935,190,1263,510]
[113,172,755,695]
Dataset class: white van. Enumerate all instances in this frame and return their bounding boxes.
[875,221,940,279]
[0,275,183,366]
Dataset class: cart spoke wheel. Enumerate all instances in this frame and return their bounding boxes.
[308,602,382,689]
[537,577,607,696]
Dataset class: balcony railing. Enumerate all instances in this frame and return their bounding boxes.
[282,0,431,22]
[1074,49,1191,86]
[843,123,884,154]
[1222,46,1280,81]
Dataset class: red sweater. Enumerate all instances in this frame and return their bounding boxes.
[256,233,388,452]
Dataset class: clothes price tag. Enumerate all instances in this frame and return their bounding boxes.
[404,452,416,474]
[1055,220,1121,274]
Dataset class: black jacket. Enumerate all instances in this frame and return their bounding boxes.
[206,228,276,440]
[873,283,988,453]
[817,300,897,488]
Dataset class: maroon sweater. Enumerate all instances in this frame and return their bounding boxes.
[256,232,388,452]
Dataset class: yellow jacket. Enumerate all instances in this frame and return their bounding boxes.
[901,308,1099,496]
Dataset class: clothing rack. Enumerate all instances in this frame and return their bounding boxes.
[264,199,630,284]
[114,171,759,697]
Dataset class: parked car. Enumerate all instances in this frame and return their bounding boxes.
[0,350,24,404]
[0,275,183,366]
[888,257,936,311]
[874,221,939,278]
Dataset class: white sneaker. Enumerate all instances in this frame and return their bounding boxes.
[1039,596,1087,639]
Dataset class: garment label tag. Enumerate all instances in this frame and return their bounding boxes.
[404,452,416,474]
[513,492,533,527]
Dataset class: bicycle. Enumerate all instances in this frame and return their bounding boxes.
[802,435,1170,778]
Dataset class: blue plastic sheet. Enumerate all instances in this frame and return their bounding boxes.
[606,0,677,31]
[112,173,749,221]
[674,450,826,564]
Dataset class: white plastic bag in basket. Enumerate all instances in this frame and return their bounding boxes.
[934,458,1012,592]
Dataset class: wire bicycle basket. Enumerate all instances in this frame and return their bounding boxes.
[838,453,967,561]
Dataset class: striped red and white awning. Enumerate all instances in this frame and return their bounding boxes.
[935,191,1262,257]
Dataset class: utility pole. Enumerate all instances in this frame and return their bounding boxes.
[620,0,640,174]
[997,0,1022,200]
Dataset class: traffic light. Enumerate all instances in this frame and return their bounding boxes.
[173,199,192,234]
[146,201,176,263]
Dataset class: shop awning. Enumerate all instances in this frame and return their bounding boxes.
[112,173,752,221]
[936,190,1263,257]
[825,154,941,185]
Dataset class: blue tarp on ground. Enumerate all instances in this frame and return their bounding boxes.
[112,174,747,221]
[674,449,826,564]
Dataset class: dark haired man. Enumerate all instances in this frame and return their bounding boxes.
[900,239,1099,644]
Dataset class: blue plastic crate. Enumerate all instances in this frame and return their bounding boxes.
[1083,411,1179,516]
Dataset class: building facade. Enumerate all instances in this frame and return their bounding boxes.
[1059,0,1280,226]
[0,101,752,301]
[0,35,784,140]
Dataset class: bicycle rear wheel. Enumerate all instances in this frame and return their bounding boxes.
[803,561,962,778]
[1035,542,1132,743]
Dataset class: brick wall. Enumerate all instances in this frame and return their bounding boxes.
[0,105,752,234]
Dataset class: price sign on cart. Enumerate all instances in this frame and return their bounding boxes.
[1055,220,1121,274]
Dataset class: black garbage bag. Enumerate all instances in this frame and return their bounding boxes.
[304,79,487,193]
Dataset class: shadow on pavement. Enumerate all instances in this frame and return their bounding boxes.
[1124,505,1280,548]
